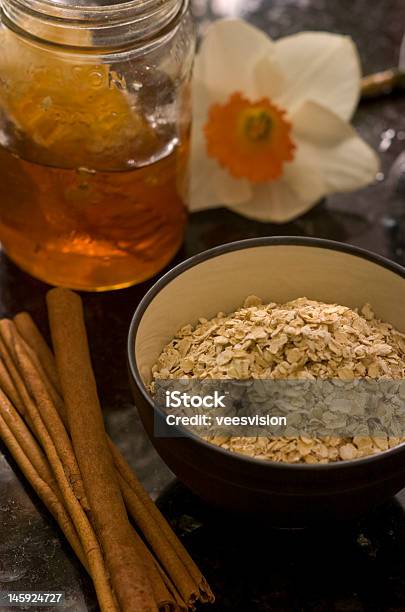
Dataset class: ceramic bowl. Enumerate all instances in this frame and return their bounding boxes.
[128,237,405,526]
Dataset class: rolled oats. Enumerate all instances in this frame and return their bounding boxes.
[151,296,405,463]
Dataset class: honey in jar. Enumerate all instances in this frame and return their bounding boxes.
[0,0,195,290]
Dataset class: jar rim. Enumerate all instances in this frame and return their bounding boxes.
[1,0,187,49]
[9,0,172,20]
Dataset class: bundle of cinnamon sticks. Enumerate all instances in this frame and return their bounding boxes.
[0,288,214,612]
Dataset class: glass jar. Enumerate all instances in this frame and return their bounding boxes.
[0,0,195,290]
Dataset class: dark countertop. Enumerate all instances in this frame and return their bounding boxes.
[1,1,405,610]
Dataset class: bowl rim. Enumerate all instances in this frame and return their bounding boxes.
[128,236,405,472]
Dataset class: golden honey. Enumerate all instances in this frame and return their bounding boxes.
[0,146,187,290]
[0,0,195,290]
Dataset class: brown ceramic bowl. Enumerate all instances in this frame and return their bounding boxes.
[128,237,405,526]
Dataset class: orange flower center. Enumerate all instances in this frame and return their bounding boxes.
[204,92,296,183]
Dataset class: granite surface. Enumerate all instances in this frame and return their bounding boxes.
[1,0,405,610]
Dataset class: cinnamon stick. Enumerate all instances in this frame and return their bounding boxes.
[0,337,30,417]
[0,387,55,488]
[14,312,60,392]
[0,411,89,569]
[131,526,183,611]
[0,331,117,612]
[16,310,214,608]
[47,287,156,612]
[111,443,214,606]
[14,325,67,423]
[2,315,185,609]
[9,317,181,611]
[0,321,88,510]
[4,317,183,610]
[0,358,26,416]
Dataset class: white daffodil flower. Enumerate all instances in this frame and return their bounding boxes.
[189,19,380,223]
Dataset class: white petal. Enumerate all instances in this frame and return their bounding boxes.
[228,149,327,223]
[212,168,252,205]
[274,32,361,120]
[292,100,380,193]
[194,19,279,100]
[192,79,212,125]
[252,55,287,100]
[189,159,252,212]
